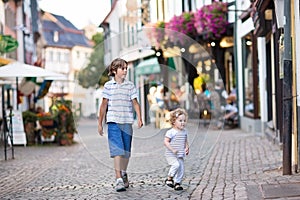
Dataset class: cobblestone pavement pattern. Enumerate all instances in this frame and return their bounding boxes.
[1,118,300,199]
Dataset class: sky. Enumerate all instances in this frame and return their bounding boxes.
[38,0,111,29]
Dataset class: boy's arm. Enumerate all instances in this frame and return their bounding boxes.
[132,98,143,128]
[98,98,108,135]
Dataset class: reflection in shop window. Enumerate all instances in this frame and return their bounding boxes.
[243,37,254,118]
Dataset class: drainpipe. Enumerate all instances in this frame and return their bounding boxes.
[282,0,292,175]
[290,0,298,173]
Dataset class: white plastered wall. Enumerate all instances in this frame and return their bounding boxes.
[257,37,268,134]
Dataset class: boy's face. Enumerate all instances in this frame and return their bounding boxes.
[114,65,128,79]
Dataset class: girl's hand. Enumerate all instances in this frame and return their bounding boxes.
[185,147,189,155]
[173,150,178,155]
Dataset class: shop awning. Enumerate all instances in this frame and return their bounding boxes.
[135,57,161,76]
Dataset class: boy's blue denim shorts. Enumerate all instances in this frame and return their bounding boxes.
[107,122,133,158]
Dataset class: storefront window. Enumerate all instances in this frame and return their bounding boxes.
[242,34,259,118]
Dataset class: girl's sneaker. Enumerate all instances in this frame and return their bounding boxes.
[115,178,126,192]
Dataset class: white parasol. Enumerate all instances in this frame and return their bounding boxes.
[0,61,65,110]
[0,61,64,78]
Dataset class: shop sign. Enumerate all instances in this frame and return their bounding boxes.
[0,35,19,53]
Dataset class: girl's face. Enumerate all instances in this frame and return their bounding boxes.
[174,114,186,130]
[114,65,128,80]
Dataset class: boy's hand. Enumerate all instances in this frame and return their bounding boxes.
[137,119,143,128]
[98,124,104,136]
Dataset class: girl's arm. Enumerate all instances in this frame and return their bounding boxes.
[164,137,178,154]
[185,140,189,155]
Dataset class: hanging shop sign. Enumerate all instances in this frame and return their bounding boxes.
[0,35,19,53]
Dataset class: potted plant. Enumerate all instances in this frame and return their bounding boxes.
[22,110,38,145]
[37,112,55,127]
[53,101,77,145]
[22,110,38,124]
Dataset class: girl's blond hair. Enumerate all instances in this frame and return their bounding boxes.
[169,108,188,125]
[108,58,128,76]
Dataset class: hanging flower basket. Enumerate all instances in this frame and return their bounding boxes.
[194,2,228,40]
[165,12,197,45]
[144,21,167,49]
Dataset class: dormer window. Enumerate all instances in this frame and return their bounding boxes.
[53,31,59,42]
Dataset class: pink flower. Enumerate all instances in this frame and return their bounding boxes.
[144,21,166,49]
[194,1,228,39]
[165,12,197,45]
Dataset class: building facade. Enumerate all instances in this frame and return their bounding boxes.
[100,0,300,174]
[39,11,94,117]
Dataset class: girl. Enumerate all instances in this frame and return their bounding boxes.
[164,108,189,191]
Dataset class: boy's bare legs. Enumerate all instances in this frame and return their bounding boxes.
[114,156,129,178]
[120,157,129,172]
[114,156,128,191]
[114,156,122,178]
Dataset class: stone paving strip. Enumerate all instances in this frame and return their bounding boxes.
[1,119,300,199]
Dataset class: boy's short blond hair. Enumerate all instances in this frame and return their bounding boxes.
[169,108,188,125]
[108,58,128,76]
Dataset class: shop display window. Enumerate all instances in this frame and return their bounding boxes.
[242,34,260,118]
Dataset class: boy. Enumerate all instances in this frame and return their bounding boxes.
[98,58,143,192]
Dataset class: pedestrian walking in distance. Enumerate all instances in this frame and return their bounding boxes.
[164,108,189,191]
[98,58,143,192]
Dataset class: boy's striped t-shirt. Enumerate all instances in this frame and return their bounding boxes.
[102,79,138,124]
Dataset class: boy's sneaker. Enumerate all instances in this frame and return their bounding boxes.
[122,173,129,188]
[115,178,126,192]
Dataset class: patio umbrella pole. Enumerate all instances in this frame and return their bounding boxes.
[2,84,15,160]
[16,77,18,110]
[2,85,7,160]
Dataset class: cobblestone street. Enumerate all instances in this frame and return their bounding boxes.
[1,118,300,199]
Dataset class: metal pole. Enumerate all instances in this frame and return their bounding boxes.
[2,85,7,160]
[282,0,292,175]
